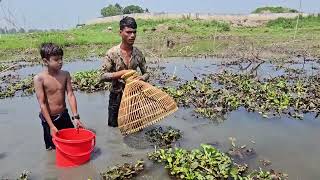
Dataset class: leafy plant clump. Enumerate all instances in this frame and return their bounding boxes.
[72,70,110,92]
[0,64,9,72]
[18,170,31,180]
[0,76,34,99]
[148,144,288,180]
[163,71,320,120]
[101,160,144,180]
[145,126,182,148]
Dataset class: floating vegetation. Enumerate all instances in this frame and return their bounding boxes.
[100,160,144,180]
[163,71,320,120]
[227,137,256,161]
[148,144,288,180]
[0,70,111,99]
[0,76,34,99]
[18,170,31,180]
[145,126,182,148]
[0,64,9,73]
[72,70,110,92]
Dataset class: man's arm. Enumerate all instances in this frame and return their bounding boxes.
[66,72,84,128]
[138,56,150,81]
[100,53,131,81]
[34,75,57,135]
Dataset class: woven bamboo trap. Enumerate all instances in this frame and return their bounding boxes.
[118,70,178,135]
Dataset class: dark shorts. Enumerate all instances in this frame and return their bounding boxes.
[108,92,123,127]
[39,109,74,150]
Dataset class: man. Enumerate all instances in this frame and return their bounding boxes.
[100,16,149,127]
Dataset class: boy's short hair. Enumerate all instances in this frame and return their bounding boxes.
[40,43,63,60]
[120,16,137,30]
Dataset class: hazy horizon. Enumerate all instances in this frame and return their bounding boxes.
[0,0,319,30]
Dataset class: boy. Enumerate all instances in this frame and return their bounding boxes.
[100,16,149,127]
[34,43,84,150]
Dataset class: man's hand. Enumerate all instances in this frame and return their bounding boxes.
[134,76,144,81]
[50,126,58,136]
[74,119,85,128]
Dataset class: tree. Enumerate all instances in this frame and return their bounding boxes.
[145,8,150,13]
[115,3,122,10]
[101,4,122,17]
[0,28,5,34]
[18,28,25,33]
[8,28,16,34]
[123,5,144,14]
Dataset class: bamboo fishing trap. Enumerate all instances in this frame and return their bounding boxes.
[118,70,178,135]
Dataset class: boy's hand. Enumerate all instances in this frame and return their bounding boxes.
[50,126,58,136]
[74,119,85,128]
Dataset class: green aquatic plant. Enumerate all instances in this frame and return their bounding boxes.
[101,160,144,180]
[149,144,288,180]
[72,70,110,92]
[163,71,320,120]
[0,76,34,99]
[145,126,182,148]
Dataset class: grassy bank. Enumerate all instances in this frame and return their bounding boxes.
[0,15,319,62]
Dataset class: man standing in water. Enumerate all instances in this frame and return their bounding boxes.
[100,16,149,127]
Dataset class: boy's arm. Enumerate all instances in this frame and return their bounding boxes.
[66,72,84,128]
[34,75,58,135]
[100,53,131,81]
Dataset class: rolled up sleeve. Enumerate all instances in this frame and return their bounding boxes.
[101,53,114,81]
[139,56,150,81]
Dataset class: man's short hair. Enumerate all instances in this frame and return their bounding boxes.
[40,43,63,60]
[120,16,137,30]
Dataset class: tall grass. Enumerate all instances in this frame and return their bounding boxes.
[267,14,320,29]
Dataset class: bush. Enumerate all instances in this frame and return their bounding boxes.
[123,5,144,14]
[266,17,296,28]
[253,6,298,14]
[101,4,122,17]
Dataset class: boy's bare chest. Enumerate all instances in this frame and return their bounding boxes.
[43,75,66,94]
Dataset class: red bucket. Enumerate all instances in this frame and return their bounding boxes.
[52,128,95,167]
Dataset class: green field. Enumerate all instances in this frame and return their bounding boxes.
[0,15,319,62]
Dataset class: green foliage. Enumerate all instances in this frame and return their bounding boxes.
[0,76,34,99]
[267,14,320,29]
[253,6,298,14]
[145,126,182,148]
[0,64,9,72]
[149,145,288,179]
[100,4,144,17]
[18,170,31,180]
[162,71,320,120]
[72,70,110,92]
[149,144,234,179]
[101,4,123,17]
[123,5,144,14]
[101,160,144,180]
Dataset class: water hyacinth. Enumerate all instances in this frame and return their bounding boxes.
[72,70,110,92]
[100,160,144,180]
[163,71,320,120]
[148,144,288,180]
[145,126,182,148]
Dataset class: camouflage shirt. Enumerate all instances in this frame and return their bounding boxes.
[101,44,149,93]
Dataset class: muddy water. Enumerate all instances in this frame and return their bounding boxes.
[1,58,320,180]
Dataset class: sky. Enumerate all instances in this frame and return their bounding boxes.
[0,0,319,30]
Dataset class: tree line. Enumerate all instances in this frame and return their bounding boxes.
[101,3,149,17]
[0,27,62,34]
